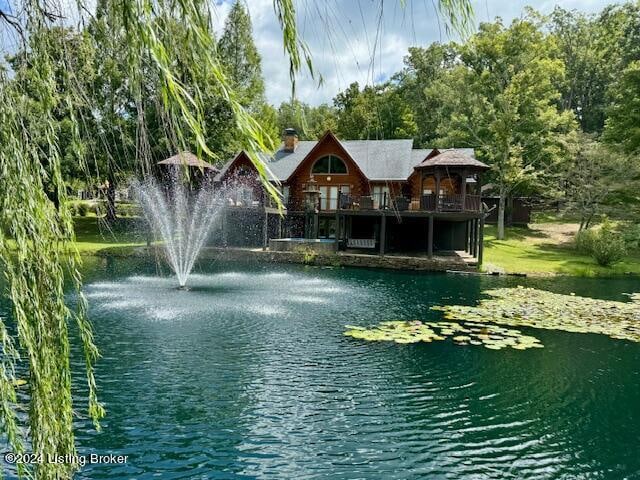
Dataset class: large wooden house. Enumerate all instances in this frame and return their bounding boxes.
[214,129,490,263]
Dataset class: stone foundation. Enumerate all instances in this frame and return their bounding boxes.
[102,246,477,272]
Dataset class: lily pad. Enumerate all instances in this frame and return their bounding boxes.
[432,287,640,343]
[344,319,544,350]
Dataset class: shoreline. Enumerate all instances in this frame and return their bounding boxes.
[81,245,640,279]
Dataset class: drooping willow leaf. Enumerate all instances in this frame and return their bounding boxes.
[0,1,474,478]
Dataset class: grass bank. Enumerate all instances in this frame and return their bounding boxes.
[72,216,147,254]
[482,224,640,276]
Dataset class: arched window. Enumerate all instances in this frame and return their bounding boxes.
[312,155,347,174]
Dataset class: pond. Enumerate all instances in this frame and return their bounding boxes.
[3,258,640,479]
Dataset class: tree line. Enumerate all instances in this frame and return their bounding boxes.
[4,1,639,238]
[276,4,640,239]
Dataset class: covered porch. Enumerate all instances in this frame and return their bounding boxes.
[328,210,485,264]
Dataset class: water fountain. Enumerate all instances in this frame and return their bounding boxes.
[135,172,224,288]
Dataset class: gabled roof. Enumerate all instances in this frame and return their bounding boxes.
[215,151,277,182]
[415,149,489,170]
[340,139,415,180]
[267,138,418,181]
[215,133,481,182]
[157,151,219,171]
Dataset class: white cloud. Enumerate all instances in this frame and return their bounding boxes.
[214,0,624,106]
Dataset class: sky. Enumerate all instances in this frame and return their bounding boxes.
[211,0,623,106]
[0,0,624,105]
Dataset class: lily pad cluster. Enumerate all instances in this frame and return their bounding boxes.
[432,287,640,343]
[344,320,543,350]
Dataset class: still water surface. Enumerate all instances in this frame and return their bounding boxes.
[4,258,640,479]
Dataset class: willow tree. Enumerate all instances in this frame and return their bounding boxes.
[0,1,471,478]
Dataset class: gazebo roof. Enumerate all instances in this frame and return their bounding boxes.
[157,151,219,171]
[415,149,489,170]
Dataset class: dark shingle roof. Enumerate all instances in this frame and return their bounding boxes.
[416,149,489,170]
[263,139,420,181]
[216,138,480,182]
[157,151,219,171]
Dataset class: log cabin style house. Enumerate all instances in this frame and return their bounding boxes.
[214,129,490,263]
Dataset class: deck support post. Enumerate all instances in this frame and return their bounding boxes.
[278,214,283,239]
[471,218,478,257]
[470,218,475,257]
[379,214,386,256]
[478,216,485,266]
[427,215,434,258]
[473,218,480,258]
[434,172,441,212]
[465,220,470,253]
[335,211,341,250]
[461,169,467,211]
[262,210,268,251]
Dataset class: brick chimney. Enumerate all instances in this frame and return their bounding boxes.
[283,128,299,152]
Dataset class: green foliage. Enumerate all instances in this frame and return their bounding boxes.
[334,82,417,140]
[576,220,627,266]
[394,44,456,146]
[604,61,640,154]
[297,245,318,264]
[590,221,628,266]
[218,1,265,107]
[430,18,577,238]
[574,228,596,254]
[0,0,322,477]
[0,59,103,480]
[623,223,640,250]
[277,100,338,140]
[563,133,634,229]
[77,202,89,217]
[548,3,640,133]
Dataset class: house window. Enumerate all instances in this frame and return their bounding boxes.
[281,185,290,205]
[372,185,390,208]
[319,185,350,210]
[312,155,347,174]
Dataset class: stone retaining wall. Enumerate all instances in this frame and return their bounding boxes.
[114,247,474,272]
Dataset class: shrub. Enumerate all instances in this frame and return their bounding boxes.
[68,204,78,216]
[77,202,89,217]
[296,245,317,265]
[577,220,627,267]
[574,229,596,254]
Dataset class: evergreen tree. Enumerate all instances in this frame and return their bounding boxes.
[218,0,266,111]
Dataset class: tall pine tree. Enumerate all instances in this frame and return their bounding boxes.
[217,0,276,148]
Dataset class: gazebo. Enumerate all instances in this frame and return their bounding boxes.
[414,149,489,212]
[157,151,219,171]
[156,151,219,185]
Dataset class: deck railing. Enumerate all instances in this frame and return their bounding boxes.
[338,193,482,212]
[420,194,482,212]
[258,192,483,213]
[338,194,411,212]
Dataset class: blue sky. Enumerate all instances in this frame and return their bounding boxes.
[210,0,623,105]
[0,0,623,105]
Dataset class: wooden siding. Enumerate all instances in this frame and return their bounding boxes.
[217,152,264,200]
[286,134,369,207]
